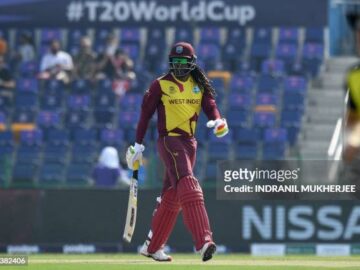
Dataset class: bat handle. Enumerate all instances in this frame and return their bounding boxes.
[133,160,140,171]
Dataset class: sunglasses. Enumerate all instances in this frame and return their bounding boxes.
[171,58,189,64]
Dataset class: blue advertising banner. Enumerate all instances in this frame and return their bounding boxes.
[0,0,328,28]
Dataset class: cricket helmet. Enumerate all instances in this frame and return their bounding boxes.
[169,42,197,77]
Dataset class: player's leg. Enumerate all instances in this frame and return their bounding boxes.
[177,175,215,260]
[176,138,216,261]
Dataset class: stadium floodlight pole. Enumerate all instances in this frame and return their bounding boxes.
[123,161,139,243]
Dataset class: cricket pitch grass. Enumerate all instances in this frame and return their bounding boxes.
[2,254,360,270]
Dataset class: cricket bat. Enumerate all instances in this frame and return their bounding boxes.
[123,161,139,243]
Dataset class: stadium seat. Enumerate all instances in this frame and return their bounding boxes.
[73,128,97,145]
[71,79,91,93]
[47,129,70,144]
[234,143,258,160]
[44,79,65,92]
[121,43,140,62]
[0,131,13,146]
[39,163,66,185]
[20,129,43,145]
[121,27,141,43]
[71,144,98,163]
[281,109,303,128]
[66,162,93,185]
[204,161,218,182]
[199,27,221,44]
[256,94,277,106]
[261,59,285,75]
[40,28,62,43]
[284,76,307,92]
[15,93,38,110]
[12,163,38,185]
[120,94,142,111]
[257,75,280,93]
[12,109,36,123]
[67,95,91,110]
[16,144,42,165]
[275,43,298,66]
[262,142,286,160]
[0,96,12,112]
[17,78,38,93]
[19,61,38,78]
[37,111,61,128]
[174,28,194,43]
[207,142,230,161]
[65,109,89,128]
[229,75,255,93]
[234,127,260,143]
[100,128,124,148]
[305,27,324,43]
[93,108,116,128]
[283,92,305,110]
[228,94,252,110]
[0,112,5,130]
[264,128,288,143]
[253,112,276,128]
[94,29,113,44]
[43,144,69,164]
[40,92,64,111]
[227,109,250,127]
[253,27,273,44]
[278,27,299,44]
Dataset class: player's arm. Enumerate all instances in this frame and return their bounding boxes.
[201,90,229,138]
[126,80,161,169]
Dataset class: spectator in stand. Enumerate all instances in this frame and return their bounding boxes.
[38,39,73,84]
[17,32,36,63]
[0,38,7,56]
[0,55,15,97]
[92,146,130,187]
[111,48,136,96]
[73,36,97,80]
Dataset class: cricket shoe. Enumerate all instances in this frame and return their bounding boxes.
[140,240,172,262]
[200,241,216,262]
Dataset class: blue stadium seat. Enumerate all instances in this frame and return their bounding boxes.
[47,129,70,144]
[207,142,230,161]
[37,111,61,128]
[281,109,302,128]
[71,144,98,163]
[12,109,36,123]
[67,29,88,48]
[40,28,62,43]
[227,109,250,127]
[302,43,324,60]
[275,43,298,66]
[73,128,97,145]
[15,93,38,110]
[261,59,285,75]
[100,128,124,148]
[19,61,38,78]
[12,163,37,185]
[94,29,113,44]
[0,111,5,129]
[65,109,89,128]
[121,27,141,43]
[262,142,286,160]
[66,162,92,185]
[0,131,13,146]
[264,128,288,143]
[40,92,63,111]
[43,144,69,164]
[305,28,324,43]
[226,28,246,46]
[256,94,277,106]
[253,112,276,128]
[121,43,140,62]
[20,130,43,145]
[174,28,194,43]
[250,43,272,59]
[234,127,260,143]
[199,27,221,44]
[229,75,255,93]
[17,78,38,93]
[16,144,42,165]
[39,163,65,185]
[120,94,142,111]
[284,76,307,92]
[94,91,116,109]
[71,79,91,93]
[228,94,252,110]
[278,27,299,44]
[197,43,221,70]
[253,27,272,44]
[0,96,12,112]
[257,75,280,93]
[67,94,91,110]
[97,78,113,91]
[44,79,65,92]
[93,108,116,128]
[0,144,14,161]
[283,92,305,110]
[204,161,218,182]
[222,43,243,71]
[235,143,258,160]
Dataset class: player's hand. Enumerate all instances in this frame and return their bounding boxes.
[206,118,229,138]
[126,143,145,170]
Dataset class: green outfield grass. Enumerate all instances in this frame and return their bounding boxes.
[2,254,360,270]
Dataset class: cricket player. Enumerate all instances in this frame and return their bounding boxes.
[126,42,229,262]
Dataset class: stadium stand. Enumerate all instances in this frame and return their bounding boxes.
[0,25,324,186]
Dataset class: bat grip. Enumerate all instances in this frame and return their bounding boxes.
[133,160,140,178]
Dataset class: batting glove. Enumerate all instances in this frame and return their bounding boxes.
[126,143,145,170]
[206,118,229,138]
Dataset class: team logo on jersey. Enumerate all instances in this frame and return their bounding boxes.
[176,46,183,54]
[193,85,200,94]
[169,86,176,94]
